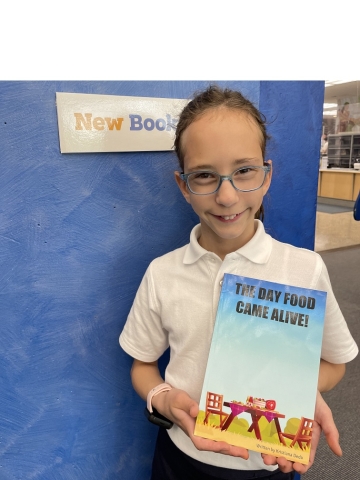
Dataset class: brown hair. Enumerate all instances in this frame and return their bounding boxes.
[174,85,270,220]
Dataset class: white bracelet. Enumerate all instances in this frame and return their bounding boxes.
[146,383,172,413]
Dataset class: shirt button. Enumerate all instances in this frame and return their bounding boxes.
[219,280,223,286]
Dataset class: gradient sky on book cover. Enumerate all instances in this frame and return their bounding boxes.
[201,274,326,420]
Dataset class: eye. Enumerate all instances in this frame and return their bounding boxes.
[188,171,219,188]
[233,166,258,177]
[193,172,217,180]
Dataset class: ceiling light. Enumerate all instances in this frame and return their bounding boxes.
[324,103,338,109]
[325,80,357,87]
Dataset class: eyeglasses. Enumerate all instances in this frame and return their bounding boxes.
[180,164,271,195]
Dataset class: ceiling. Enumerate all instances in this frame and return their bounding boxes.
[324,81,360,104]
[323,81,360,116]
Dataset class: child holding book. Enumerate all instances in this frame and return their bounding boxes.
[120,85,358,480]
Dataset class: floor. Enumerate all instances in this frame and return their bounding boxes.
[315,206,360,252]
[302,202,360,480]
[305,245,360,480]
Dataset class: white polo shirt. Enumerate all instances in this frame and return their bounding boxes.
[120,220,358,471]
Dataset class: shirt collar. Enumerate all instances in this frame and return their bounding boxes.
[183,224,208,264]
[183,220,272,265]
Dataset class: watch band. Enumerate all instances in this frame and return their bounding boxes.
[146,383,172,413]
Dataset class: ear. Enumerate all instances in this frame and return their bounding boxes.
[262,160,272,196]
[174,171,191,204]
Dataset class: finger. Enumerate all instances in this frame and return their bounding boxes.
[320,411,342,456]
[275,457,295,474]
[306,421,321,467]
[261,454,278,466]
[191,435,249,459]
[179,412,196,437]
[188,401,199,418]
[261,455,294,473]
[291,462,312,475]
[315,392,342,457]
[262,455,311,475]
[323,428,342,457]
[172,391,199,419]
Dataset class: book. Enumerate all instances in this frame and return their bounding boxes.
[194,273,327,465]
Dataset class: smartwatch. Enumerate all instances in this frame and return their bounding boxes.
[145,383,173,429]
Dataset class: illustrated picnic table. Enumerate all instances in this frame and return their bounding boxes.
[222,401,287,446]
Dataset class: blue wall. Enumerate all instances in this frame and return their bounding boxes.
[0,81,323,479]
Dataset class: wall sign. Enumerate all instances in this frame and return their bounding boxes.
[56,92,189,153]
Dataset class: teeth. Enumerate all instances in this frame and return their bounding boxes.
[222,214,237,220]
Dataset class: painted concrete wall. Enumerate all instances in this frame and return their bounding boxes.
[0,81,323,479]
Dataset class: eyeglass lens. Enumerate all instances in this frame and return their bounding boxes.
[187,167,266,194]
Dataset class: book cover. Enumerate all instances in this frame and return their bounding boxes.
[194,273,327,465]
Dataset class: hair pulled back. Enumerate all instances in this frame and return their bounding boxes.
[174,85,270,221]
[174,85,270,171]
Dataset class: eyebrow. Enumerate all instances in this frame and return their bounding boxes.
[186,158,261,172]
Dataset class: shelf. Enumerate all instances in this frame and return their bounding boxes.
[327,133,360,169]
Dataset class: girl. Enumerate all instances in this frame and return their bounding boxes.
[120,85,358,480]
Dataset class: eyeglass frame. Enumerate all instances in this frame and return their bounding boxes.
[179,163,271,195]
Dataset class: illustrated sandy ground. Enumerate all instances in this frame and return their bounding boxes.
[194,415,310,465]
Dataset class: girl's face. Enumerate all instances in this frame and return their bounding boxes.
[175,108,272,259]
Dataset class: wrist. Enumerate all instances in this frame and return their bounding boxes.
[146,383,172,413]
[145,383,173,430]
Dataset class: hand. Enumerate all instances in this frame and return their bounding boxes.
[261,424,321,475]
[262,390,342,474]
[153,388,249,459]
[313,390,342,457]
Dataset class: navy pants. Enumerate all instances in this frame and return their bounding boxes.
[151,429,296,480]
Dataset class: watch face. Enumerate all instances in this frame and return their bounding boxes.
[144,407,173,429]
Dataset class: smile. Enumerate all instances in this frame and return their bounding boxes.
[214,212,242,222]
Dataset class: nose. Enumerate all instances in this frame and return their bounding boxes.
[215,178,238,207]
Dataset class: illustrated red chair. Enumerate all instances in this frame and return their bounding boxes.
[203,392,229,428]
[280,417,314,450]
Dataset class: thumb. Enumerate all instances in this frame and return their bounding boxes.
[322,423,342,457]
[189,401,199,418]
[315,391,342,457]
[180,396,198,418]
[172,390,199,419]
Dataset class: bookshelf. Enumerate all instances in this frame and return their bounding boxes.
[327,133,360,168]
